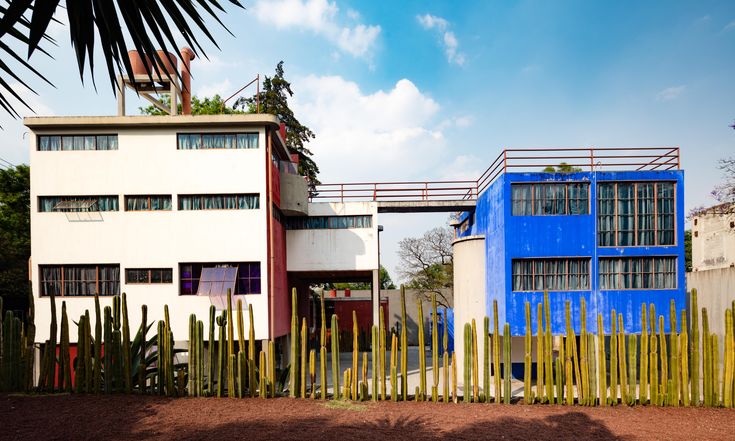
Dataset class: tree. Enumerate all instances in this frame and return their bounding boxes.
[711,157,735,212]
[398,226,453,307]
[0,1,241,121]
[542,162,583,173]
[140,94,244,116]
[330,266,396,291]
[236,62,320,187]
[684,229,692,272]
[0,165,30,304]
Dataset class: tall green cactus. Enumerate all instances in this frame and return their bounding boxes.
[189,314,197,396]
[301,318,307,399]
[588,334,597,407]
[45,290,57,393]
[290,288,298,398]
[712,334,720,406]
[503,323,511,404]
[610,310,618,405]
[463,323,471,403]
[597,313,607,406]
[536,303,544,403]
[565,302,574,405]
[471,318,479,402]
[164,305,175,397]
[617,314,628,405]
[443,308,449,403]
[103,306,112,394]
[75,314,86,393]
[543,292,554,404]
[669,300,679,406]
[352,310,359,400]
[236,299,246,396]
[703,307,711,406]
[524,303,532,404]
[390,333,398,402]
[484,315,490,403]
[248,304,256,398]
[452,351,458,403]
[431,294,439,403]
[400,286,408,401]
[380,305,387,401]
[208,305,215,396]
[690,289,700,406]
[628,334,637,405]
[680,310,690,407]
[121,293,132,394]
[659,315,668,406]
[320,345,328,400]
[579,297,588,405]
[216,312,226,398]
[650,318,659,405]
[724,308,734,408]
[59,302,71,392]
[331,314,340,400]
[493,299,501,403]
[226,290,235,398]
[259,350,266,398]
[640,304,649,405]
[93,292,102,394]
[371,325,378,401]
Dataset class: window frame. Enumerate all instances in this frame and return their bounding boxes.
[124,195,173,212]
[511,257,591,292]
[179,262,261,295]
[39,264,120,297]
[511,182,590,216]
[596,181,676,247]
[38,195,119,212]
[598,256,678,290]
[37,134,119,151]
[177,194,260,211]
[176,132,260,150]
[125,268,173,284]
[284,215,373,230]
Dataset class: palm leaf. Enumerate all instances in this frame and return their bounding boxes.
[0,0,243,122]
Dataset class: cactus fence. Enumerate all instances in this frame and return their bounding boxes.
[1,287,734,408]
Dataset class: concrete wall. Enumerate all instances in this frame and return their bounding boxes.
[286,202,379,272]
[30,125,271,342]
[458,170,686,336]
[686,267,735,338]
[279,171,309,216]
[691,211,735,272]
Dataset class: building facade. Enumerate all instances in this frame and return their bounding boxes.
[691,203,735,272]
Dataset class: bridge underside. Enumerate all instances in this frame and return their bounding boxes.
[376,200,476,213]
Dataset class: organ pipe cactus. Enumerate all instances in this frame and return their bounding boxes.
[301,318,307,399]
[443,309,449,403]
[248,304,256,398]
[390,333,398,401]
[579,297,588,405]
[597,313,607,406]
[75,314,86,393]
[543,292,554,404]
[121,294,132,394]
[659,316,668,406]
[565,303,574,405]
[208,305,215,396]
[524,303,532,404]
[690,289,700,406]
[471,318,479,402]
[493,299,501,403]
[269,340,276,398]
[372,325,379,401]
[669,300,679,406]
[320,346,327,400]
[259,350,266,398]
[400,286,408,401]
[431,294,439,403]
[484,316,490,403]
[609,310,618,404]
[93,292,102,394]
[628,334,636,406]
[650,322,659,406]
[680,311,690,407]
[103,306,112,394]
[352,310,359,400]
[536,303,544,403]
[463,323,471,403]
[452,351,458,403]
[331,314,340,400]
[617,314,628,405]
[380,306,387,401]
[59,302,71,392]
[503,323,511,404]
[226,290,235,397]
[703,307,711,406]
[46,290,57,393]
[724,309,734,408]
[640,304,649,405]
[712,334,720,406]
[588,334,597,406]
[216,313,226,398]
[290,288,298,398]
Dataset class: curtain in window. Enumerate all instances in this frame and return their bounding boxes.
[150,196,172,210]
[126,196,149,211]
[512,260,533,291]
[599,259,618,290]
[63,266,97,296]
[637,183,655,245]
[511,185,532,216]
[38,136,62,151]
[237,133,259,149]
[99,265,120,295]
[96,196,119,211]
[237,194,259,209]
[616,183,635,246]
[654,257,676,289]
[568,183,589,215]
[41,266,62,296]
[597,183,616,246]
[657,183,675,245]
[84,136,96,150]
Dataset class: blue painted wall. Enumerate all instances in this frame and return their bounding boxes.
[459,170,686,336]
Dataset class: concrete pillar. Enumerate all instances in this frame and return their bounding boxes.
[372,268,380,327]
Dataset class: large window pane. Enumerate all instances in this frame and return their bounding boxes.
[599,257,676,290]
[40,264,119,296]
[178,194,259,211]
[511,258,590,291]
[178,132,259,149]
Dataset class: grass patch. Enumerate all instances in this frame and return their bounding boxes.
[323,400,368,411]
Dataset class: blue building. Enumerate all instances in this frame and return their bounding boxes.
[455,148,685,336]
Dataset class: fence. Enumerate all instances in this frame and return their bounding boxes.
[1,286,733,408]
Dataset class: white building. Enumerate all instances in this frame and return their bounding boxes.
[26,114,380,350]
[691,203,735,272]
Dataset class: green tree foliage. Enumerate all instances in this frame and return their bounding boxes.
[330,266,396,291]
[236,62,320,186]
[542,162,583,173]
[0,165,30,302]
[398,227,453,307]
[139,95,244,116]
[0,1,241,122]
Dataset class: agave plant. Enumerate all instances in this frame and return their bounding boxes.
[0,0,243,122]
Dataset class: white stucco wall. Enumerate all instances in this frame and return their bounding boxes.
[286,202,379,272]
[30,125,270,342]
[692,211,735,272]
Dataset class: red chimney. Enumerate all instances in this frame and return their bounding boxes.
[180,47,195,115]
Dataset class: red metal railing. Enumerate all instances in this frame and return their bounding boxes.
[313,147,680,202]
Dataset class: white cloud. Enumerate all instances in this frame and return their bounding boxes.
[289,75,449,182]
[416,14,465,66]
[656,85,686,101]
[724,20,735,32]
[196,78,232,98]
[251,0,380,58]
[439,155,483,181]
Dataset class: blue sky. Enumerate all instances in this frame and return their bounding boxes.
[1,0,734,282]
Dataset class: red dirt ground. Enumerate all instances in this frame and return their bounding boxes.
[1,394,734,440]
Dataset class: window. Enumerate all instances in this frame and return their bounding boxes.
[38,196,119,212]
[285,215,373,230]
[178,194,259,210]
[511,183,589,216]
[125,195,172,211]
[125,268,173,284]
[179,262,261,295]
[38,135,118,151]
[511,258,590,291]
[597,182,675,247]
[177,133,259,150]
[599,257,677,290]
[40,264,120,296]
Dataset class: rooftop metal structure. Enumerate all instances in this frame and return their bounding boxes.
[312,147,681,211]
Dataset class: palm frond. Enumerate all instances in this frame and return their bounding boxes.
[0,0,243,122]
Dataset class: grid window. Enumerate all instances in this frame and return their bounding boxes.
[126,268,173,284]
[178,194,259,210]
[511,258,590,291]
[38,195,119,212]
[38,135,118,151]
[125,195,172,211]
[599,257,676,290]
[511,183,589,216]
[285,215,373,230]
[177,133,259,150]
[179,262,261,295]
[597,182,676,247]
[40,264,120,296]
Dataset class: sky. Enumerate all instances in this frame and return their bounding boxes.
[1,0,734,283]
